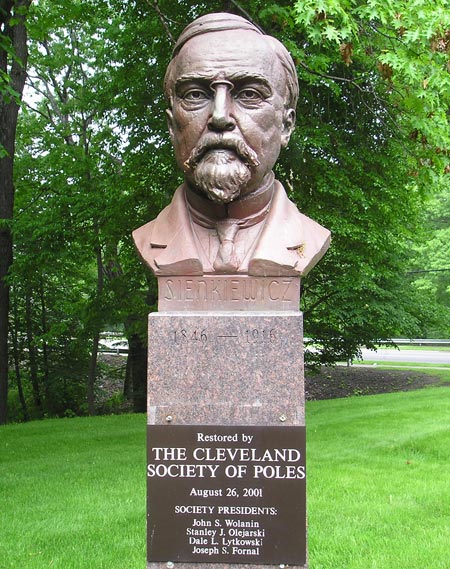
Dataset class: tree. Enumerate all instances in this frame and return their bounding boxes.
[256,1,450,362]
[408,183,450,337]
[0,0,31,425]
[11,0,134,417]
[10,0,161,418]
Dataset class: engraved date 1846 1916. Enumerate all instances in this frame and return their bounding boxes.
[172,329,277,345]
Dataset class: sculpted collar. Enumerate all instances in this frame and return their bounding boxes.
[185,172,275,229]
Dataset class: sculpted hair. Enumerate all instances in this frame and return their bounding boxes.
[163,13,299,110]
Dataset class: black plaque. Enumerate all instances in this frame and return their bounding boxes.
[147,425,306,565]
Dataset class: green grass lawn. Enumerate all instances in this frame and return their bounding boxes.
[1,387,449,568]
[307,386,450,568]
[0,414,146,569]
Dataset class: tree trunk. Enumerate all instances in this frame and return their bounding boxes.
[125,284,156,413]
[87,220,104,415]
[87,332,100,415]
[123,352,132,400]
[128,332,148,413]
[11,290,28,421]
[25,290,42,414]
[0,229,12,424]
[38,280,52,413]
[0,0,31,424]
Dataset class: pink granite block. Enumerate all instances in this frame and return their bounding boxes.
[147,312,304,427]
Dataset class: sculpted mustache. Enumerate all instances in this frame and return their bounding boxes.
[184,135,260,171]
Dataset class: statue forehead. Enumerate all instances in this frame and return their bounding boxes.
[171,29,283,85]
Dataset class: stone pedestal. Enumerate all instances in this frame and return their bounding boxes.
[147,310,307,569]
[148,312,304,426]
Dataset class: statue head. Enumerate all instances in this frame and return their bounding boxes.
[164,13,299,204]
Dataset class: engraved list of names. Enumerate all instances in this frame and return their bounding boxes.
[147,425,306,565]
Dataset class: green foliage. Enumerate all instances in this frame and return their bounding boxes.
[292,0,450,173]
[408,184,450,337]
[0,4,25,107]
[97,391,129,415]
[254,1,450,362]
[10,0,129,418]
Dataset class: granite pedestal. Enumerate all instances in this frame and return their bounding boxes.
[147,295,307,569]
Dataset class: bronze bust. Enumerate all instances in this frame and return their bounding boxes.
[133,13,330,277]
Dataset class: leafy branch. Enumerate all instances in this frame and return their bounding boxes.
[147,0,175,45]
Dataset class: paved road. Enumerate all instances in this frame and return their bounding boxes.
[359,348,450,365]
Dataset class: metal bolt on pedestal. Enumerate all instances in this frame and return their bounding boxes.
[166,562,174,569]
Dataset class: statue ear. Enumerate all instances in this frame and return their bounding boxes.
[166,109,174,141]
[281,108,296,148]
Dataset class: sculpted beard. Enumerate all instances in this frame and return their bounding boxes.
[184,135,259,204]
[194,150,250,204]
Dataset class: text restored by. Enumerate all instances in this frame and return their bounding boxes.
[147,425,306,565]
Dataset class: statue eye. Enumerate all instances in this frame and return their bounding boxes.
[235,88,264,103]
[183,89,209,101]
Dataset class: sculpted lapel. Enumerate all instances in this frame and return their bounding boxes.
[133,182,330,277]
[249,181,331,276]
[132,186,203,276]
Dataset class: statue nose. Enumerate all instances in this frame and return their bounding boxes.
[208,83,235,132]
